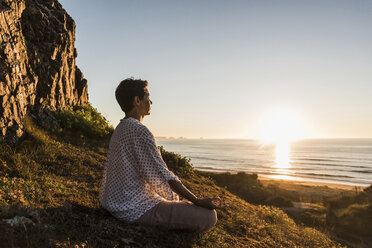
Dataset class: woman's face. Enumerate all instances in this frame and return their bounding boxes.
[139,89,152,116]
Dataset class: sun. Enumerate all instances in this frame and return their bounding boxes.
[257,108,304,143]
[255,108,304,172]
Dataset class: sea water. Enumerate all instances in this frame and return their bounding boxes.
[156,138,372,187]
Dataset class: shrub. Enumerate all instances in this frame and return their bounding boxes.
[159,146,194,177]
[201,172,271,204]
[56,103,113,138]
[199,171,295,207]
[52,103,114,147]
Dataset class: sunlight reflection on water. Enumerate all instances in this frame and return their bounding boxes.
[271,141,299,180]
[275,141,291,170]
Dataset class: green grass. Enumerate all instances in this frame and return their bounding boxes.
[51,103,114,147]
[0,107,345,247]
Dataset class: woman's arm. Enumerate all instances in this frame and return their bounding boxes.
[168,180,226,210]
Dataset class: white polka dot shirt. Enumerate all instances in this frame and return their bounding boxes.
[99,117,181,223]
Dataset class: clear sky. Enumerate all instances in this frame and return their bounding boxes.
[59,0,372,139]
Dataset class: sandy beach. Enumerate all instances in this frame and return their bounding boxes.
[258,175,361,191]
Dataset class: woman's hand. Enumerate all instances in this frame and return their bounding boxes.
[167,180,227,210]
[194,197,227,210]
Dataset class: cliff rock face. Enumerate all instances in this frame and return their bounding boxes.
[0,0,88,143]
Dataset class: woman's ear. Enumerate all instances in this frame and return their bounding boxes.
[133,96,140,107]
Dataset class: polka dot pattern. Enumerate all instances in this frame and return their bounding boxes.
[99,117,181,223]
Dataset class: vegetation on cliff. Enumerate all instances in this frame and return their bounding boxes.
[0,104,344,247]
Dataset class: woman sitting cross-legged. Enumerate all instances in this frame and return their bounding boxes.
[99,78,226,232]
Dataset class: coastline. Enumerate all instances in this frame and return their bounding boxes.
[195,169,368,198]
[258,175,361,191]
[195,169,367,191]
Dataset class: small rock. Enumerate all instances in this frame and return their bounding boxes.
[121,238,134,244]
[3,216,36,227]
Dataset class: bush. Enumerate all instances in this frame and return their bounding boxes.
[201,172,271,204]
[159,146,194,177]
[199,171,294,207]
[53,103,114,147]
[56,103,113,138]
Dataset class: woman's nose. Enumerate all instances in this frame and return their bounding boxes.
[150,100,153,105]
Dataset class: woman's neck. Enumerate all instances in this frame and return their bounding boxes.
[125,112,144,123]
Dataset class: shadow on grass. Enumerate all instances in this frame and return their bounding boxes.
[0,203,200,248]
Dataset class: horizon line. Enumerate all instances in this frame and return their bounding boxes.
[155,137,372,140]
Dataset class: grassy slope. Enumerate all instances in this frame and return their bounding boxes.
[0,106,343,247]
[327,185,372,246]
[197,172,372,248]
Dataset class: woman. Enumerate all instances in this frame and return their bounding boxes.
[99,78,225,232]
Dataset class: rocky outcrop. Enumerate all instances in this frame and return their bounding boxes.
[0,0,88,143]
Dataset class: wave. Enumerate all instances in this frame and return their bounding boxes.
[159,139,372,186]
[350,170,372,174]
[289,161,371,169]
[293,172,354,179]
[188,156,240,163]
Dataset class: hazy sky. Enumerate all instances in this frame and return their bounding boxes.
[59,0,372,139]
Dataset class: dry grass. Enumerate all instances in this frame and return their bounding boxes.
[327,186,372,246]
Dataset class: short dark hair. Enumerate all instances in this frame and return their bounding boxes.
[115,78,148,113]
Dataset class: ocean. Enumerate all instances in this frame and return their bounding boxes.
[156,138,372,187]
